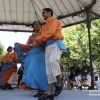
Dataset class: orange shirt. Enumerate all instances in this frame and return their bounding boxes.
[1,52,13,63]
[12,51,18,61]
[36,17,64,45]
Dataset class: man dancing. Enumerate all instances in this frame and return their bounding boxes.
[32,8,66,100]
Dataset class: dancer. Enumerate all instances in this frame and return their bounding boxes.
[15,21,49,97]
[0,46,18,90]
[18,21,41,53]
[32,8,66,100]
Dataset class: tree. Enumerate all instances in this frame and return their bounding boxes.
[62,23,89,66]
[0,41,5,67]
[60,48,70,74]
[61,19,100,72]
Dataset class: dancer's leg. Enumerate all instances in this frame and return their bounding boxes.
[38,43,62,100]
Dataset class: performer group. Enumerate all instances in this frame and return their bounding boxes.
[0,8,66,100]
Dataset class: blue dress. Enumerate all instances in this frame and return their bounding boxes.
[14,43,48,91]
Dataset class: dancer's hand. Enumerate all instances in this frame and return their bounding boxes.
[31,42,39,48]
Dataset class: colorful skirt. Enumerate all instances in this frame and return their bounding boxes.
[14,43,48,90]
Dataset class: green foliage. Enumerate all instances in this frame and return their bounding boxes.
[0,41,5,66]
[60,49,70,74]
[61,19,100,72]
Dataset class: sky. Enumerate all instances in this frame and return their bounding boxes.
[0,31,32,50]
[0,31,32,68]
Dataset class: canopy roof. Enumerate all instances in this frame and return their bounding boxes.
[0,0,100,32]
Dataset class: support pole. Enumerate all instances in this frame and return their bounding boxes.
[86,10,94,89]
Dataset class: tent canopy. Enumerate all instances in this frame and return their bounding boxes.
[0,0,100,32]
[0,0,99,88]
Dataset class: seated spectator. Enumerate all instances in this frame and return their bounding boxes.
[68,62,81,89]
[77,60,92,90]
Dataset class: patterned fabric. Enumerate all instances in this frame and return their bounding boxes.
[45,43,62,84]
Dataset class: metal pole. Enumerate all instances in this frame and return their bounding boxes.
[86,10,94,89]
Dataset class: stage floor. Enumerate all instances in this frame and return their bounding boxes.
[0,88,99,100]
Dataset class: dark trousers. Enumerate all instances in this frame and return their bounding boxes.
[18,76,22,87]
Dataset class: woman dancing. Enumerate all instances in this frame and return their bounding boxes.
[0,46,18,90]
[15,21,50,97]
